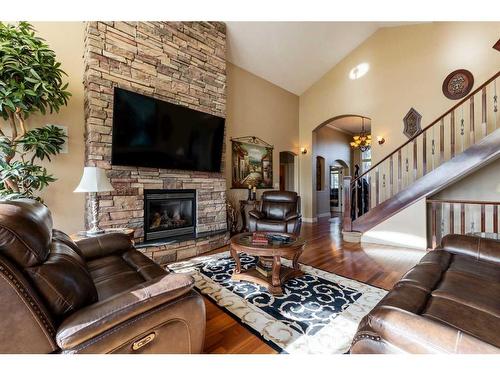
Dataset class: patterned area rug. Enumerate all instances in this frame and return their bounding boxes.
[167,251,387,354]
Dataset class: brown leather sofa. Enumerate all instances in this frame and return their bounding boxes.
[248,191,302,235]
[350,234,500,354]
[0,199,205,354]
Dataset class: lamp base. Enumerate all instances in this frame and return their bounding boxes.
[83,228,105,237]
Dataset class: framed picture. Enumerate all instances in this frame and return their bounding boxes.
[231,136,273,188]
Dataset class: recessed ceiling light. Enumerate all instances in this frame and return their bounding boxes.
[349,63,370,80]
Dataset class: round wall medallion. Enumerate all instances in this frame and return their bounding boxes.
[442,69,474,100]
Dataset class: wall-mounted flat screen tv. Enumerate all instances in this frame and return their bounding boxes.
[111,87,225,172]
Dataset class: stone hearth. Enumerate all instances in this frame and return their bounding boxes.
[83,22,229,263]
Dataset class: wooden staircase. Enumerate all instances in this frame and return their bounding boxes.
[343,71,500,234]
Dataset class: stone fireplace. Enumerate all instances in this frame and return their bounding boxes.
[144,189,196,242]
[83,22,229,263]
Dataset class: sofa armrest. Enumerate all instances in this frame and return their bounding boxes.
[56,273,194,350]
[248,210,264,220]
[284,212,300,221]
[440,234,500,265]
[75,232,134,260]
[351,306,499,354]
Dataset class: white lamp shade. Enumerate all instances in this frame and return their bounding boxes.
[74,167,114,193]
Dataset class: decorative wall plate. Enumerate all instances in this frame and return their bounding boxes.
[442,69,474,100]
[403,107,422,139]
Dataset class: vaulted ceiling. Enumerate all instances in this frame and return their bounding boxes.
[226,22,417,95]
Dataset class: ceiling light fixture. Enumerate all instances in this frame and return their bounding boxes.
[350,117,371,151]
[349,62,369,80]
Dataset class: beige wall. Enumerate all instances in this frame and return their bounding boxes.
[24,22,86,234]
[225,63,300,211]
[299,22,500,220]
[313,126,352,217]
[362,198,428,250]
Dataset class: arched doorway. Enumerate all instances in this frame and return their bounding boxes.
[279,151,297,192]
[312,115,371,219]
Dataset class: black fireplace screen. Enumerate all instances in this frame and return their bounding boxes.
[144,189,196,242]
[148,200,193,232]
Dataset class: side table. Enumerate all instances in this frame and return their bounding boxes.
[239,199,260,232]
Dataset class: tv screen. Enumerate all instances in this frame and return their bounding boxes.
[111,88,225,172]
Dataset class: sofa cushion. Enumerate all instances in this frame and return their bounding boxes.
[87,249,167,301]
[255,219,287,233]
[0,199,52,267]
[261,191,298,220]
[423,296,500,347]
[52,229,84,257]
[26,239,98,318]
[441,234,500,265]
[447,255,500,283]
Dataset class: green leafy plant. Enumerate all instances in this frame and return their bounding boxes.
[0,21,70,200]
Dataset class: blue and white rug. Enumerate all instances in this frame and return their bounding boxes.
[168,251,387,354]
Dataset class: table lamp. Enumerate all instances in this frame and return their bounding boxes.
[74,166,114,235]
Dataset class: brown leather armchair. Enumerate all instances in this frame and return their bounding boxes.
[0,199,205,354]
[248,191,301,235]
[350,234,500,354]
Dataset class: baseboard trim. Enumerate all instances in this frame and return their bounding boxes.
[302,217,318,223]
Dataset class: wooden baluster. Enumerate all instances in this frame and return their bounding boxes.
[354,181,359,220]
[449,203,455,234]
[450,110,455,158]
[413,140,417,181]
[470,96,475,145]
[494,204,499,233]
[482,87,487,136]
[367,174,371,211]
[397,149,402,192]
[481,204,486,232]
[422,131,427,175]
[389,155,394,197]
[460,203,465,234]
[431,201,437,249]
[375,168,380,206]
[361,175,364,215]
[342,177,352,231]
[440,118,445,164]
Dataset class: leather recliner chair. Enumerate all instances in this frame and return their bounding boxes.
[350,234,500,353]
[0,199,205,354]
[248,191,302,235]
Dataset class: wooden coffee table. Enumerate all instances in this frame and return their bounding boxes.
[229,232,306,295]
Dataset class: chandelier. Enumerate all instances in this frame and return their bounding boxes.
[350,117,371,151]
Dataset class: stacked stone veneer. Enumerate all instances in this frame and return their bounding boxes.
[83,21,228,264]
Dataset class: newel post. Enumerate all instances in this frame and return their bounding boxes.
[343,176,352,231]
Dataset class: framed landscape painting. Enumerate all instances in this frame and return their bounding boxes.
[231,137,273,188]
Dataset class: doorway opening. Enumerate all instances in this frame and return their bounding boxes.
[329,159,349,214]
[279,151,297,192]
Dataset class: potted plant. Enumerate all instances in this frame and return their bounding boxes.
[0,21,71,201]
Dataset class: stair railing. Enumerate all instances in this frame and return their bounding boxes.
[344,70,500,231]
[427,198,499,249]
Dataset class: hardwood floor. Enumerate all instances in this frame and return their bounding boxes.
[201,216,425,354]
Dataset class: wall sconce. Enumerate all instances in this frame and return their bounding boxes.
[300,147,308,155]
[377,136,385,145]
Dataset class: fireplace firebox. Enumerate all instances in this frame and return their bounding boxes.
[144,189,196,242]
